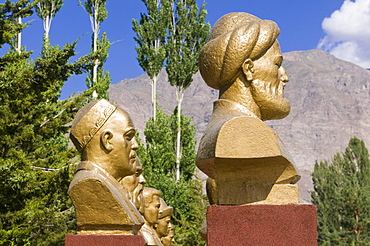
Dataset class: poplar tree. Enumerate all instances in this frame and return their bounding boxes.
[137,108,206,246]
[79,0,111,100]
[311,137,370,245]
[1,0,34,53]
[35,0,64,47]
[166,0,210,180]
[0,1,27,48]
[132,0,171,120]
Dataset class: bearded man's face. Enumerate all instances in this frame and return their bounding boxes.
[249,41,290,121]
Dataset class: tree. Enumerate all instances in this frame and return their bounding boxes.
[0,3,89,244]
[79,0,111,100]
[0,0,35,53]
[35,0,64,47]
[137,108,207,246]
[311,137,370,245]
[166,0,210,180]
[132,0,171,121]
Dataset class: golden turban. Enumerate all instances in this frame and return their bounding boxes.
[199,12,280,90]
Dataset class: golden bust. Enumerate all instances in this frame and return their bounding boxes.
[140,187,164,246]
[197,12,300,205]
[68,99,144,235]
[154,198,173,244]
[120,157,147,213]
[161,223,174,246]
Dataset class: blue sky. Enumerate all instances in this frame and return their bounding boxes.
[13,0,370,98]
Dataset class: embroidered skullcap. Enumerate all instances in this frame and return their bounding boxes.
[70,99,117,151]
[199,12,280,90]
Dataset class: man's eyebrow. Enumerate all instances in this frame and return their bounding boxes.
[124,125,135,132]
[275,55,283,64]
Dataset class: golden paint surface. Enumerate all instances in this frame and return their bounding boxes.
[197,12,300,205]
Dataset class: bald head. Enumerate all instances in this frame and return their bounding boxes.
[142,187,162,226]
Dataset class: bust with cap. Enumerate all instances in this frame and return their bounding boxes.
[68,99,144,235]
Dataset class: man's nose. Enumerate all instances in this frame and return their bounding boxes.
[139,174,147,185]
[131,137,139,150]
[279,66,289,83]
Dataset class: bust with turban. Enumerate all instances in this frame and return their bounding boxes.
[196,12,300,205]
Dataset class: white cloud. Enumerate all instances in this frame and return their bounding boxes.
[318,0,370,68]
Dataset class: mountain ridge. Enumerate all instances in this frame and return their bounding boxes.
[110,49,370,202]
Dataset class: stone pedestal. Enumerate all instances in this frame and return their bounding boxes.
[206,204,317,246]
[65,234,146,246]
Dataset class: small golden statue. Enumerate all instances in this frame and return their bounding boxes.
[197,12,300,205]
[68,99,144,235]
[161,223,174,246]
[140,187,164,246]
[154,198,173,245]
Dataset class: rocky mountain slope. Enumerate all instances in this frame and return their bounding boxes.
[110,49,370,203]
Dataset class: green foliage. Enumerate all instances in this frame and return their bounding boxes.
[79,0,111,100]
[84,31,111,100]
[78,0,107,24]
[311,137,370,245]
[133,0,172,119]
[166,0,210,91]
[164,0,210,179]
[35,0,64,46]
[137,108,207,246]
[0,6,88,244]
[35,0,63,20]
[0,0,35,49]
[132,0,170,80]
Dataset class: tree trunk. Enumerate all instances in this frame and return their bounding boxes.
[152,75,157,121]
[17,16,22,53]
[44,15,51,47]
[92,5,99,99]
[175,88,184,181]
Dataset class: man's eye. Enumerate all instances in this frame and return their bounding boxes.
[275,57,283,67]
[125,131,135,141]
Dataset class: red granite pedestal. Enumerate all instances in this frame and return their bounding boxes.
[65,234,146,246]
[206,204,317,246]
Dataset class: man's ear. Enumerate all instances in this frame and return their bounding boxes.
[100,130,114,152]
[242,58,254,82]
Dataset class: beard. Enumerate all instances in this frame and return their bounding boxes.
[133,185,144,213]
[250,80,290,121]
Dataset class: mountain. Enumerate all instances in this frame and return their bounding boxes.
[110,49,370,203]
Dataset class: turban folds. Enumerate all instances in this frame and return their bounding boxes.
[199,12,280,90]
